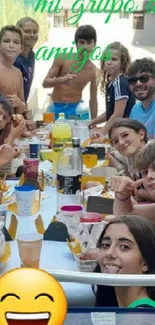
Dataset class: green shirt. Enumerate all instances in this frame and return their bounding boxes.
[128,297,155,308]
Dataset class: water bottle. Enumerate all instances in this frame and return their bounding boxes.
[43,94,53,112]
[56,137,83,212]
[75,101,90,144]
[76,101,90,121]
[52,113,72,152]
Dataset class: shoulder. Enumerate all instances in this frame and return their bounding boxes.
[28,50,35,60]
[113,74,129,88]
[130,101,141,112]
[129,297,155,308]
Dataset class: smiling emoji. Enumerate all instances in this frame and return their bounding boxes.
[0,268,67,325]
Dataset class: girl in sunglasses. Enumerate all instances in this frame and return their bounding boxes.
[129,58,155,140]
[89,41,135,139]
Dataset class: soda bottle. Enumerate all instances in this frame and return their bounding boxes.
[56,137,83,212]
[52,113,72,152]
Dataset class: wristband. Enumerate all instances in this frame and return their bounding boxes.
[115,193,131,201]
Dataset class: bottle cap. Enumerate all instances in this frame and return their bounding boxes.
[80,212,102,223]
[65,142,72,148]
[72,137,80,147]
[59,113,65,118]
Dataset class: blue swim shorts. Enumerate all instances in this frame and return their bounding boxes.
[47,102,80,120]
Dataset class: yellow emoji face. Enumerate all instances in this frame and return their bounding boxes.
[0,268,67,325]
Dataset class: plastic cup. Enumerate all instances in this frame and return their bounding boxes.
[29,143,41,159]
[17,233,43,268]
[56,205,83,238]
[15,186,36,216]
[23,158,39,179]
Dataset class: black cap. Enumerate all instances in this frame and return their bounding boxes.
[72,137,80,147]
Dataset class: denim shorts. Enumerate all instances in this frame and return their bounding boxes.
[47,102,80,120]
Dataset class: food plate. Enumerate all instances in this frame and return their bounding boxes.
[2,186,16,206]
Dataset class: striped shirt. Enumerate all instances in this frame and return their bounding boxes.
[106,74,135,120]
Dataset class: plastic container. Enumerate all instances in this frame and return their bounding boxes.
[56,205,83,238]
[76,101,90,121]
[43,94,53,113]
[75,101,90,144]
[52,113,72,152]
[77,212,106,249]
[57,138,83,211]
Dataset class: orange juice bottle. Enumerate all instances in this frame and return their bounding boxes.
[52,113,72,152]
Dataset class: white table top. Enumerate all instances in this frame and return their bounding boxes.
[1,240,95,307]
[3,181,95,307]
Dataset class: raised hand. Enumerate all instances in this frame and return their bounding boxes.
[111,175,143,200]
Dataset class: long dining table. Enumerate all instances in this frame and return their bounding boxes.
[2,180,95,307]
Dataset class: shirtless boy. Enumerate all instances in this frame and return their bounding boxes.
[0,25,26,114]
[42,25,98,120]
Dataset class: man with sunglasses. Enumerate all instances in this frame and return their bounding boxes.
[128,58,155,139]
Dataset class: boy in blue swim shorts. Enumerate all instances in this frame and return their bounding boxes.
[42,25,98,120]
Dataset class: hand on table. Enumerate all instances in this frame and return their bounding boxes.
[89,119,97,129]
[25,120,36,131]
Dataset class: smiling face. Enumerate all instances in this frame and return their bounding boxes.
[129,72,155,101]
[98,223,148,275]
[141,166,155,198]
[0,268,67,325]
[21,21,39,49]
[110,126,145,157]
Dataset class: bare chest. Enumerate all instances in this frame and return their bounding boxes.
[60,61,95,85]
[0,68,20,95]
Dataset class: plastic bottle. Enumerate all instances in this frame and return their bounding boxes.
[43,94,53,112]
[76,101,90,121]
[56,137,83,212]
[52,113,72,152]
[74,101,90,144]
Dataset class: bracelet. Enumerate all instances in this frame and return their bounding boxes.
[115,193,131,201]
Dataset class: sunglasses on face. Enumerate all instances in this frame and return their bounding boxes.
[128,74,153,86]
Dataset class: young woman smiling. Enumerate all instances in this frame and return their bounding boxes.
[95,215,155,308]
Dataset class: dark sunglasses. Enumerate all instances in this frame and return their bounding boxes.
[128,74,153,86]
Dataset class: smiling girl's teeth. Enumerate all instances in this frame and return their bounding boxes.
[6,312,50,320]
[104,265,121,274]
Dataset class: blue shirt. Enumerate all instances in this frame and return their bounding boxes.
[14,50,35,102]
[106,74,135,120]
[129,98,155,139]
